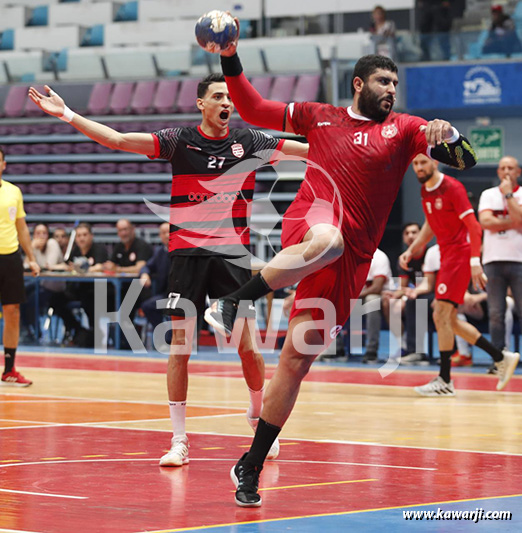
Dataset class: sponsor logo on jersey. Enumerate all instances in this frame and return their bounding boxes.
[129,252,136,262]
[8,206,16,221]
[437,283,447,295]
[231,143,244,158]
[188,191,241,203]
[186,144,202,151]
[317,122,331,127]
[381,124,398,139]
[435,198,443,210]
[329,325,343,339]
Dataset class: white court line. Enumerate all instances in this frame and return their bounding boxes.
[80,413,242,426]
[0,488,87,499]
[0,457,434,471]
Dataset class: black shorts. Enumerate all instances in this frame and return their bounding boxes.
[164,255,253,317]
[0,251,26,305]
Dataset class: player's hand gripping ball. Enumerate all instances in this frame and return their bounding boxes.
[195,10,238,53]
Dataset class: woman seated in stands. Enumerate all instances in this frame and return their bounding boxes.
[21,223,65,342]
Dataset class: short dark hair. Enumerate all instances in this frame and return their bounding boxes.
[77,222,93,234]
[402,221,420,233]
[0,146,5,160]
[197,73,226,99]
[351,54,398,96]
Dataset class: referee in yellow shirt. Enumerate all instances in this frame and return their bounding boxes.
[0,147,40,386]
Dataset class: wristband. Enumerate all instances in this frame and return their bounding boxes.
[504,192,514,200]
[220,53,243,77]
[470,257,481,267]
[59,105,75,123]
[445,127,460,144]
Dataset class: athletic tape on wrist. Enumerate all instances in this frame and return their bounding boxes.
[59,105,75,123]
[470,257,481,267]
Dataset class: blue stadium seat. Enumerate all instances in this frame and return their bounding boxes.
[114,1,138,22]
[81,25,104,47]
[27,6,48,27]
[0,29,15,51]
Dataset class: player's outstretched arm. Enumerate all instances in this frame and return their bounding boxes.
[219,54,293,133]
[422,120,477,171]
[28,86,155,156]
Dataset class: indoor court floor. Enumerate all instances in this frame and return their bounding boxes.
[1,345,521,532]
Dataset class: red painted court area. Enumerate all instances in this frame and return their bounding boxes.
[1,426,521,533]
[14,352,522,392]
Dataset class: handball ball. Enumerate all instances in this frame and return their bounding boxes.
[195,10,238,53]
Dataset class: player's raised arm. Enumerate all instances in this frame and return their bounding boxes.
[422,120,477,171]
[28,86,156,157]
[218,22,294,133]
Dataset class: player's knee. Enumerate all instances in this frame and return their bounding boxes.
[282,351,315,380]
[314,229,344,261]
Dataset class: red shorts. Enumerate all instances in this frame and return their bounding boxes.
[435,244,471,305]
[281,200,371,346]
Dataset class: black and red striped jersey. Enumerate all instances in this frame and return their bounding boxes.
[151,126,283,256]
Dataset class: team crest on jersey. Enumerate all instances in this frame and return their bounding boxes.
[329,325,343,339]
[231,143,244,158]
[437,283,447,295]
[435,198,443,210]
[8,206,17,221]
[381,124,398,139]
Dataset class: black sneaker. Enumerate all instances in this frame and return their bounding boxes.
[204,297,238,336]
[230,453,263,507]
[362,351,378,364]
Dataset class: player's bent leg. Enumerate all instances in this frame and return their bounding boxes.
[161,317,196,467]
[260,224,344,291]
[205,224,344,336]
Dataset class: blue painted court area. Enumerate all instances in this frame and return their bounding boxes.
[173,495,521,533]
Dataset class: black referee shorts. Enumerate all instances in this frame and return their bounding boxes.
[0,251,26,305]
[164,255,253,318]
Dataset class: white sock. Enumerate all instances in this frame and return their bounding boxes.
[169,401,186,439]
[247,387,264,420]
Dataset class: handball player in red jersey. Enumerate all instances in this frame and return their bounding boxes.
[203,27,479,507]
[400,154,519,397]
[28,74,308,468]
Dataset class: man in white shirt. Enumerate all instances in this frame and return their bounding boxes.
[358,248,392,363]
[478,156,522,354]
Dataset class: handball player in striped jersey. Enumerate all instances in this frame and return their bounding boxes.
[28,74,308,468]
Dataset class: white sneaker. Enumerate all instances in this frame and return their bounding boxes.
[414,376,456,397]
[159,436,189,466]
[247,416,280,460]
[496,350,520,391]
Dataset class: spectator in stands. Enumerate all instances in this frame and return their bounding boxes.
[52,227,69,256]
[478,156,522,358]
[482,5,522,57]
[0,146,40,386]
[139,222,170,347]
[104,218,152,275]
[400,243,438,365]
[382,222,426,356]
[50,222,109,347]
[417,0,452,61]
[369,5,397,59]
[357,248,392,364]
[21,223,65,341]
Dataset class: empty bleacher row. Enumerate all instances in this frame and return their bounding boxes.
[0,74,321,120]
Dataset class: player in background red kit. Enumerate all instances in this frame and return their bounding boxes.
[203,25,478,507]
[400,154,519,397]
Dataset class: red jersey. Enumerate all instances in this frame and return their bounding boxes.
[288,103,428,259]
[421,174,474,248]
